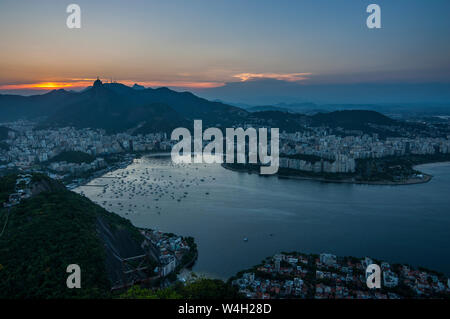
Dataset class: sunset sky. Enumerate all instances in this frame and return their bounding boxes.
[0,0,449,95]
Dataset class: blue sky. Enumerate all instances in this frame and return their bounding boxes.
[0,0,449,95]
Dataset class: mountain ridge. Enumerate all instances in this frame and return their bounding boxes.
[0,80,248,133]
[0,80,406,135]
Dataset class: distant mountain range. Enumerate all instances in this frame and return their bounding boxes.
[244,109,400,136]
[0,80,411,135]
[224,101,450,120]
[193,79,450,105]
[0,79,247,134]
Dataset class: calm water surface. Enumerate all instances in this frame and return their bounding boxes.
[75,156,450,278]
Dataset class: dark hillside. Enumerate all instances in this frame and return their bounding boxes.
[0,175,148,298]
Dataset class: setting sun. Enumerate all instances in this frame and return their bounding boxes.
[32,82,74,89]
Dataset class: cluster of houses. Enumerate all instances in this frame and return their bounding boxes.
[280,130,450,161]
[232,252,450,299]
[2,174,32,208]
[0,121,172,169]
[233,253,312,299]
[279,154,356,174]
[141,229,191,277]
[48,158,107,174]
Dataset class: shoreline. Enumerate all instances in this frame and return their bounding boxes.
[70,154,450,283]
[76,152,446,188]
[413,161,450,169]
[222,163,434,186]
[72,151,172,189]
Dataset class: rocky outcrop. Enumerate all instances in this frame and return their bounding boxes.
[29,176,66,196]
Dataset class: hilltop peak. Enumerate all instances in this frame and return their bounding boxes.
[132,83,145,90]
[93,77,103,88]
[46,88,70,95]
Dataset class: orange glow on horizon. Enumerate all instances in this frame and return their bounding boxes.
[0,72,312,91]
[32,82,78,89]
[0,72,313,92]
[0,80,95,90]
[0,79,225,91]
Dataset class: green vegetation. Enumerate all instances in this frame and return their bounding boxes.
[356,157,418,182]
[356,153,450,182]
[223,162,354,181]
[0,190,109,298]
[120,278,243,299]
[48,151,95,164]
[119,285,182,299]
[277,167,354,181]
[0,174,147,298]
[0,173,17,205]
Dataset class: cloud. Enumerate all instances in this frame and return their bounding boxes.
[232,72,312,82]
